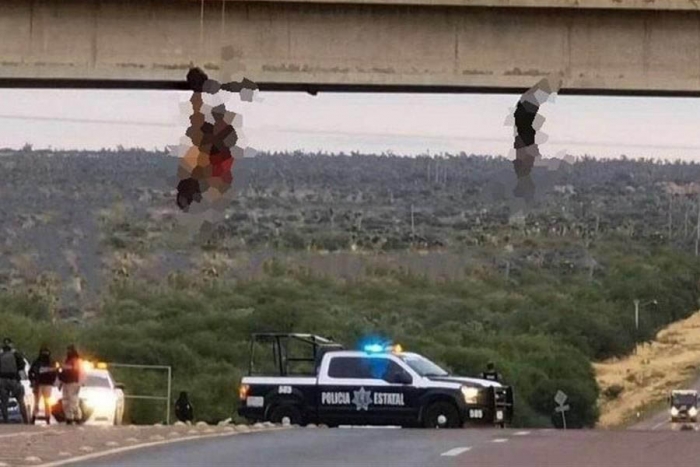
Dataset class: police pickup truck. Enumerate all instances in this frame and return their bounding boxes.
[237,333,513,428]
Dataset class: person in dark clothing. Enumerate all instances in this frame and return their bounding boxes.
[0,338,29,423]
[480,362,502,383]
[175,391,194,423]
[29,345,57,425]
[59,345,82,425]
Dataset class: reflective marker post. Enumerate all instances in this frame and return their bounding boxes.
[107,363,173,425]
[555,404,570,429]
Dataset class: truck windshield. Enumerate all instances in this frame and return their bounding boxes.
[672,394,697,406]
[398,354,449,377]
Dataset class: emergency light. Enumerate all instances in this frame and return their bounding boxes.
[363,344,385,353]
[362,343,404,354]
[79,361,107,371]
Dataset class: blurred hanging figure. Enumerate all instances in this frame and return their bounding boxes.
[175,391,194,423]
[176,68,209,211]
[176,68,255,212]
[205,104,237,201]
[511,76,562,202]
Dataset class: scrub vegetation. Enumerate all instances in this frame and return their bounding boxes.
[2,148,700,427]
[595,309,700,428]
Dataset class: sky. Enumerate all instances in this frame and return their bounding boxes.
[0,89,699,161]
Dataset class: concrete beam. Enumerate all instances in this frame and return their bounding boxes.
[213,0,700,12]
[1,0,700,94]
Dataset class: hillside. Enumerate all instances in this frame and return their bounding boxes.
[595,309,700,428]
[2,148,700,426]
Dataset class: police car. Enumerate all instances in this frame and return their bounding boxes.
[237,334,513,428]
[52,362,125,425]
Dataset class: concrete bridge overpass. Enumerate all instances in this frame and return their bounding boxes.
[1,0,700,95]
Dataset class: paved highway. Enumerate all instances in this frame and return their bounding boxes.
[631,406,700,431]
[68,427,700,467]
[630,376,700,431]
[631,404,679,431]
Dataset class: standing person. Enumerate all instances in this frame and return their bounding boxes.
[0,338,29,424]
[59,345,82,425]
[480,362,502,383]
[175,391,194,424]
[29,345,57,425]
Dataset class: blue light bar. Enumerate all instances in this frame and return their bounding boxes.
[363,344,385,353]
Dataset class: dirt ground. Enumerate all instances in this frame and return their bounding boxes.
[594,310,700,428]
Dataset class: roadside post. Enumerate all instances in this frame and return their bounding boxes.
[554,390,570,429]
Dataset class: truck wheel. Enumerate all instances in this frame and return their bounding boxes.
[423,402,461,428]
[269,404,303,426]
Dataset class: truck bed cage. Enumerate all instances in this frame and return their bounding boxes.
[247,333,344,376]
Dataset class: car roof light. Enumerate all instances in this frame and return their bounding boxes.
[363,344,385,353]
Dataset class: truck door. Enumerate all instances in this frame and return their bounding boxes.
[318,355,419,426]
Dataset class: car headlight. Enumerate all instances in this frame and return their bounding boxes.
[689,407,697,417]
[671,407,679,416]
[85,393,117,409]
[461,386,480,404]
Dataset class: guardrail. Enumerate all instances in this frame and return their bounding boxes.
[107,363,172,425]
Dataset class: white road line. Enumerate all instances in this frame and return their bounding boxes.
[492,438,509,443]
[651,420,668,430]
[514,431,531,436]
[440,447,472,457]
[338,425,401,429]
[39,426,291,467]
[0,431,57,439]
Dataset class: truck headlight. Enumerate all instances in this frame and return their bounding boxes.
[461,387,480,404]
[671,407,679,416]
[689,407,698,417]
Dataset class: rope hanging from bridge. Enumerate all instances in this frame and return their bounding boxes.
[199,0,205,58]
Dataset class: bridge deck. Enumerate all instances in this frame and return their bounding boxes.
[3,0,700,94]
[214,0,700,12]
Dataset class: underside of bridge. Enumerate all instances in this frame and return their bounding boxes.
[1,0,700,95]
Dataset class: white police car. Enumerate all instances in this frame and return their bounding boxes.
[52,362,125,425]
[238,334,514,428]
